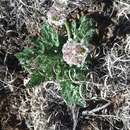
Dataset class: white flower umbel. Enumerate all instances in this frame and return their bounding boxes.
[53,0,69,10]
[47,6,67,26]
[62,40,89,67]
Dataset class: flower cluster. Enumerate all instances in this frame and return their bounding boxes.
[47,0,68,26]
[62,40,89,67]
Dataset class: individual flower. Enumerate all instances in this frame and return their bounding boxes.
[62,40,89,67]
[47,6,67,26]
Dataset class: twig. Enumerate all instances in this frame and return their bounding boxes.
[71,106,79,130]
[82,101,111,116]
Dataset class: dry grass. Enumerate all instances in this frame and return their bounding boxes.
[19,87,48,130]
[0,0,130,130]
[114,0,130,19]
[17,0,130,129]
[19,81,64,130]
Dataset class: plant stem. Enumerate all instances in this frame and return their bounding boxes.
[65,21,71,40]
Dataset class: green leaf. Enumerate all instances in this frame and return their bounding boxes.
[40,23,60,48]
[60,80,86,107]
[16,16,96,107]
[27,71,44,87]
[70,16,96,43]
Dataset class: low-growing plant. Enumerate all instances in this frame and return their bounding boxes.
[16,16,96,107]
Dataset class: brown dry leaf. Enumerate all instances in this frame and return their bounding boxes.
[81,125,92,130]
[81,121,99,130]
[110,91,126,110]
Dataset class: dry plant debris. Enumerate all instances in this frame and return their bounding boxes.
[0,0,130,130]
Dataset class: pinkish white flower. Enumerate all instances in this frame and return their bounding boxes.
[47,6,66,26]
[53,0,68,10]
[54,0,68,5]
[62,40,89,67]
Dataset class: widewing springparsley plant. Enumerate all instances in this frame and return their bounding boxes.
[16,15,96,107]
